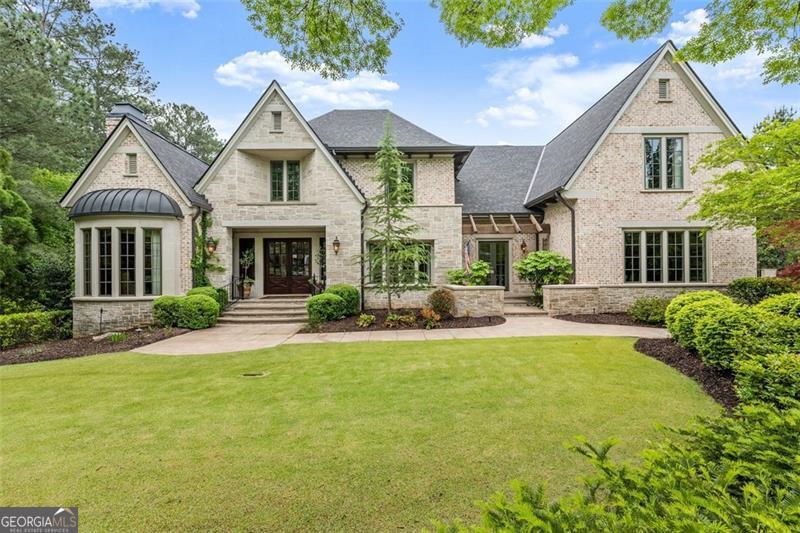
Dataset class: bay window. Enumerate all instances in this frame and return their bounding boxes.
[644,136,685,190]
[623,229,706,283]
[270,160,301,202]
[82,229,92,296]
[98,228,112,296]
[119,228,136,296]
[144,229,162,296]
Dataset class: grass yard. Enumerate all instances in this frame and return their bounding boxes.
[0,336,718,531]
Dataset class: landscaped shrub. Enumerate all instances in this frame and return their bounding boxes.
[445,268,468,285]
[627,296,670,325]
[735,353,800,407]
[694,306,770,369]
[766,314,800,353]
[325,284,360,316]
[670,298,736,350]
[755,292,800,318]
[438,403,800,531]
[512,251,573,306]
[383,313,416,328]
[446,260,492,286]
[177,295,219,329]
[0,310,72,349]
[306,293,348,325]
[187,286,226,313]
[664,290,729,331]
[356,313,375,328]
[420,306,441,329]
[153,296,183,327]
[727,276,796,305]
[428,288,456,317]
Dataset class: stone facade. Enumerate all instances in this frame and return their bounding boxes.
[542,284,727,316]
[443,285,505,317]
[462,232,538,295]
[544,56,756,288]
[72,298,156,336]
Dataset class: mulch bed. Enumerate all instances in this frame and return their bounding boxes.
[556,312,663,328]
[301,309,505,333]
[634,338,738,410]
[0,327,189,366]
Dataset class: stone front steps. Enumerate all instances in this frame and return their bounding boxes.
[503,295,547,317]
[219,294,309,325]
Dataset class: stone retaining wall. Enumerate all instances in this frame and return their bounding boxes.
[72,298,156,336]
[543,284,727,316]
[443,285,505,317]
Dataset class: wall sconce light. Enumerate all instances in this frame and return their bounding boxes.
[205,238,217,255]
[520,240,528,254]
[332,236,341,255]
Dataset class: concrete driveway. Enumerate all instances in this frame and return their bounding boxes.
[133,316,668,355]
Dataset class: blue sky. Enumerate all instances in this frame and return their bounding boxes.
[95,0,798,145]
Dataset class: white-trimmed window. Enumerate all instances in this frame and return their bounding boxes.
[624,229,706,283]
[270,160,301,202]
[144,229,162,296]
[82,229,92,296]
[98,228,112,296]
[368,241,432,285]
[125,153,138,175]
[84,226,165,298]
[644,136,685,189]
[119,228,136,296]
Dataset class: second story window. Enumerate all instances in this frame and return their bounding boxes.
[125,153,138,175]
[271,111,282,132]
[644,136,684,190]
[270,160,301,202]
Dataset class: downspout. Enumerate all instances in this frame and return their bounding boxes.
[555,192,576,283]
[360,201,368,312]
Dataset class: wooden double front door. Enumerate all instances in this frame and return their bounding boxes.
[264,238,312,294]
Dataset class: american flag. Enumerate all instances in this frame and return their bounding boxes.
[463,240,472,272]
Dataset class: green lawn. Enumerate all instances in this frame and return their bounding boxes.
[0,336,718,531]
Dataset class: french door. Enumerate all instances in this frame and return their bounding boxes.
[478,241,509,289]
[264,238,312,294]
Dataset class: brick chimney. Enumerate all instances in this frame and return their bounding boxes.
[105,102,148,136]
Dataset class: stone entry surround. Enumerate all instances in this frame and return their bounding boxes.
[542,284,727,316]
[443,284,505,317]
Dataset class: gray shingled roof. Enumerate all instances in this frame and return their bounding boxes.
[69,188,183,219]
[128,120,212,209]
[524,42,667,207]
[456,145,543,214]
[309,109,469,151]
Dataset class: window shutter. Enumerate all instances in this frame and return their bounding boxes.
[126,153,138,175]
[658,79,669,100]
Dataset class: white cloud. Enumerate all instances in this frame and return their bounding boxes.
[474,53,638,133]
[519,24,569,49]
[667,9,707,45]
[92,0,200,18]
[214,50,399,108]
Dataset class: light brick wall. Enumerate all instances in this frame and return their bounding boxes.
[72,298,156,336]
[547,56,755,286]
[543,284,727,316]
[340,157,455,205]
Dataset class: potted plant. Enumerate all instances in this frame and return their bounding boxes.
[239,249,255,298]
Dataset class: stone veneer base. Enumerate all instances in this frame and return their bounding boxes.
[542,284,727,316]
[442,284,505,318]
[72,298,156,337]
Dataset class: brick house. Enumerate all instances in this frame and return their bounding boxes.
[60,41,755,335]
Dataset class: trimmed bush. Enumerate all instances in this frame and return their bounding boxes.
[755,292,800,318]
[187,286,226,312]
[428,288,456,318]
[694,306,770,369]
[177,295,219,329]
[153,296,183,327]
[727,276,796,305]
[306,293,348,325]
[735,353,800,407]
[664,290,729,331]
[628,296,670,325]
[325,284,360,316]
[0,310,72,349]
[670,298,735,350]
[767,315,800,353]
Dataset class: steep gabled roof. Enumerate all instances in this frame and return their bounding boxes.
[456,145,543,214]
[309,109,470,152]
[524,42,667,207]
[128,120,211,209]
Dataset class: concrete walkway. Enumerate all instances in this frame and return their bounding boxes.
[134,316,668,355]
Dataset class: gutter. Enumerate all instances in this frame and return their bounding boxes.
[555,192,576,283]
[360,201,368,312]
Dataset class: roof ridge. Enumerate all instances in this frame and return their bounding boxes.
[544,41,668,148]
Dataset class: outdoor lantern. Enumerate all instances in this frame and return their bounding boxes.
[520,240,528,254]
[206,238,217,254]
[332,236,341,255]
